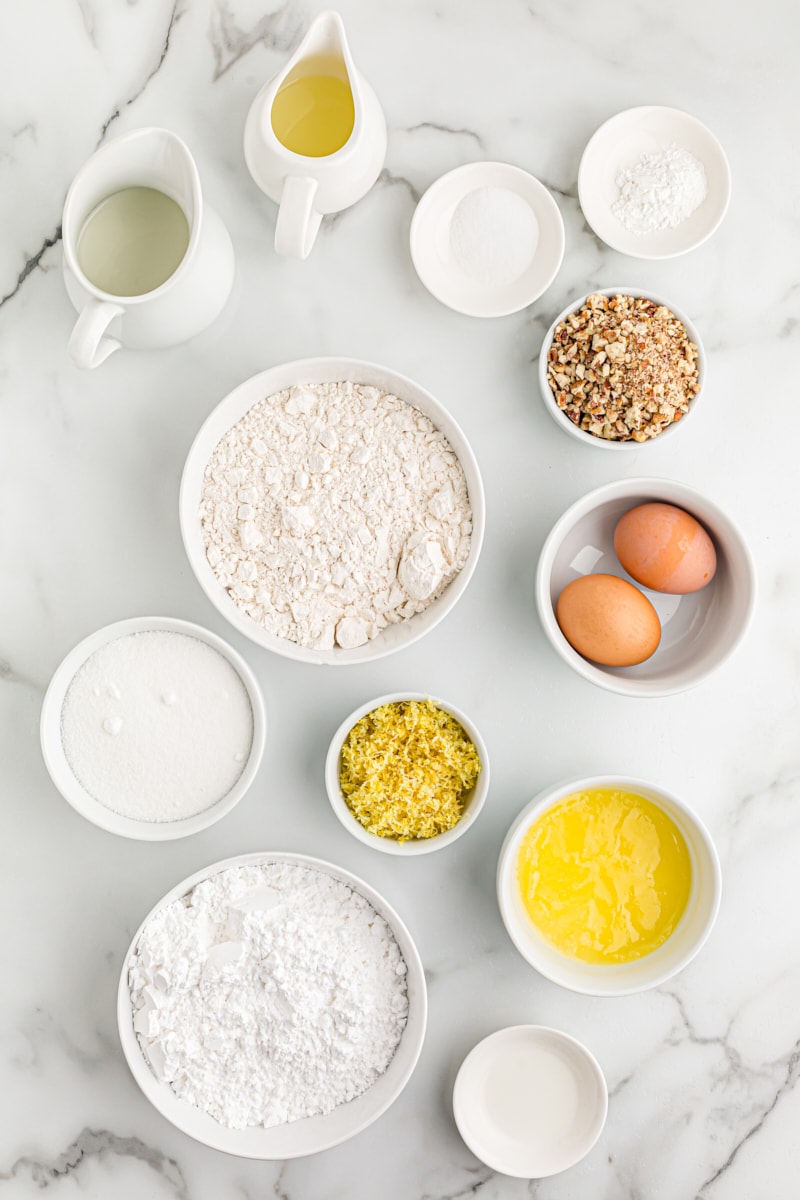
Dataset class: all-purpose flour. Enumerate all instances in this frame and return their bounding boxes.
[129,861,409,1129]
[200,381,472,650]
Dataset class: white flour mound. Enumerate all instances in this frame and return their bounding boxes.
[129,861,409,1130]
[200,381,472,650]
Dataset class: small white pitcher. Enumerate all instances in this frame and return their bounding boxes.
[243,10,386,259]
[62,127,235,370]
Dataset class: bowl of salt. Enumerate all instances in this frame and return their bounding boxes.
[410,161,565,318]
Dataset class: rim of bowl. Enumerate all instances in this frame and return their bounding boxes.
[537,287,706,450]
[179,357,486,665]
[496,775,722,996]
[40,616,267,840]
[117,850,428,1158]
[452,1024,608,1176]
[324,692,490,856]
[534,476,757,698]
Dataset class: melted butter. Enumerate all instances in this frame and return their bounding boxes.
[516,788,692,964]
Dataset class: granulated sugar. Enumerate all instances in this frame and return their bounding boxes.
[60,631,253,822]
[200,380,472,650]
[129,860,409,1129]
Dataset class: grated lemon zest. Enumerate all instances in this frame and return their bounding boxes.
[339,699,482,841]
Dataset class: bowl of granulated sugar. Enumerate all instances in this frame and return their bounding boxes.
[40,616,266,840]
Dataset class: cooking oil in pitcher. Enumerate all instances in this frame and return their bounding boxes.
[271,54,355,157]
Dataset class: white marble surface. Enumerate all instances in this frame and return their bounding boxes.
[1,1,798,1196]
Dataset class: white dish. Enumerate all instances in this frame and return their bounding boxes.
[117,851,427,1158]
[535,478,756,697]
[325,692,490,855]
[180,357,485,665]
[453,1025,607,1177]
[496,777,722,996]
[40,616,266,840]
[410,161,565,317]
[538,287,705,451]
[578,106,731,259]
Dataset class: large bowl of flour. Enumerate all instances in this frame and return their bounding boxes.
[118,851,427,1158]
[180,358,485,663]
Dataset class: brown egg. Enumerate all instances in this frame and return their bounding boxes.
[556,574,661,667]
[614,503,717,594]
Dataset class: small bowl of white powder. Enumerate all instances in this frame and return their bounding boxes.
[180,358,485,664]
[118,852,427,1157]
[40,616,266,839]
[578,106,731,259]
[410,161,565,317]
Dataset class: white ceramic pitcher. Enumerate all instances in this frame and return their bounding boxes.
[243,11,386,259]
[62,128,235,370]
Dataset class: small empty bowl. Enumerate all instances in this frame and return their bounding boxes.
[538,287,706,450]
[535,477,756,697]
[496,776,722,996]
[40,616,266,840]
[453,1025,607,1177]
[578,105,731,260]
[410,161,565,317]
[325,692,489,856]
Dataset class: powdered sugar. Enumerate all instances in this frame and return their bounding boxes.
[129,861,409,1129]
[612,143,707,236]
[200,381,472,650]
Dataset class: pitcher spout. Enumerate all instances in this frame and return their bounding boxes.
[287,10,353,73]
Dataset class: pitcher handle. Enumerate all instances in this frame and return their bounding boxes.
[69,298,124,370]
[274,176,323,260]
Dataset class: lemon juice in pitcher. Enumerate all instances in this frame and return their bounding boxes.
[76,186,190,296]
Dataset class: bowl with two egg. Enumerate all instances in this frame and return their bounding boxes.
[535,477,756,698]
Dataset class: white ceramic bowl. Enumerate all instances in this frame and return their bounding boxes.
[578,105,731,260]
[180,358,485,664]
[40,616,266,840]
[325,692,489,856]
[497,776,722,996]
[453,1025,607,1176]
[538,287,706,450]
[117,851,427,1157]
[535,478,756,697]
[410,161,565,318]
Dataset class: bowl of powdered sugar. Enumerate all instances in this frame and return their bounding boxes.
[118,852,427,1157]
[40,616,266,839]
[180,358,485,664]
[578,105,731,260]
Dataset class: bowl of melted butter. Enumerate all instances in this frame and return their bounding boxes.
[497,775,721,995]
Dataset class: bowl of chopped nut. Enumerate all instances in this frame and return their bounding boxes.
[325,693,489,855]
[538,289,705,448]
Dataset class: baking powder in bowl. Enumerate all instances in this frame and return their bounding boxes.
[128,861,409,1128]
[200,381,472,650]
[60,631,253,821]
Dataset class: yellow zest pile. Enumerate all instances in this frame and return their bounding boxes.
[339,699,482,841]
